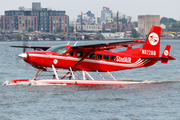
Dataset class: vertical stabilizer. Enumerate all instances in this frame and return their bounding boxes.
[161,45,175,64]
[161,45,171,58]
[141,26,161,57]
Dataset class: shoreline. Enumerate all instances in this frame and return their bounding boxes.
[0,38,179,42]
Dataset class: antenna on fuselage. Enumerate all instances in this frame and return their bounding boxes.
[74,41,78,46]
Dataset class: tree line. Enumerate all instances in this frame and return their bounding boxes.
[160,17,180,28]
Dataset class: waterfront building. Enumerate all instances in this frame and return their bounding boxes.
[160,23,166,29]
[75,24,102,33]
[73,22,135,33]
[138,15,160,37]
[102,23,135,32]
[0,2,69,33]
[49,16,69,33]
[101,32,125,39]
[1,15,38,32]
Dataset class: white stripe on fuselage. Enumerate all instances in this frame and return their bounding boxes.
[29,54,151,68]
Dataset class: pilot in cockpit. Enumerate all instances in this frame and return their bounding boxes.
[58,48,68,55]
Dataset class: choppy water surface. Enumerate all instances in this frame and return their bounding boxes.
[0,39,180,120]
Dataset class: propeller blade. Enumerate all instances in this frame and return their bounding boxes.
[23,39,27,53]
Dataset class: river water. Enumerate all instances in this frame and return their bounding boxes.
[0,39,180,120]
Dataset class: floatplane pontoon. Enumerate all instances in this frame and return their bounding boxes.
[4,65,141,85]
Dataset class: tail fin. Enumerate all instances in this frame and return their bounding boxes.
[161,45,176,64]
[161,45,171,58]
[141,26,161,57]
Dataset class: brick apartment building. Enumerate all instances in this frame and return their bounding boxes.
[49,16,69,33]
[0,2,69,33]
[1,15,38,32]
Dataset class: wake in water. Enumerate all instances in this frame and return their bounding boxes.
[118,75,180,84]
[141,79,180,84]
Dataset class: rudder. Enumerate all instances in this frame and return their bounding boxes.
[161,45,176,63]
[141,26,161,57]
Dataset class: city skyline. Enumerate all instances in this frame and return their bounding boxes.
[0,0,180,21]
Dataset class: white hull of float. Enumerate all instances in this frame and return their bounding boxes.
[4,79,141,86]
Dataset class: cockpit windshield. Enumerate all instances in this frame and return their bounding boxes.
[47,46,69,55]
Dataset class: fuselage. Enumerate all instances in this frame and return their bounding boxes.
[23,45,157,72]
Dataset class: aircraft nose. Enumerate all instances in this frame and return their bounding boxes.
[18,53,27,59]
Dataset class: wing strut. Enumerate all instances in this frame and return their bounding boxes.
[75,48,95,66]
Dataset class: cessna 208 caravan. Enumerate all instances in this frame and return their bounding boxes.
[4,26,175,85]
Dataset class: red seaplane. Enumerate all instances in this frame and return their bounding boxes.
[4,26,175,85]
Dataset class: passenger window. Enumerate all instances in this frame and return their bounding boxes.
[97,54,102,59]
[77,51,83,57]
[88,53,95,58]
[104,55,109,60]
[67,51,74,56]
[111,56,116,61]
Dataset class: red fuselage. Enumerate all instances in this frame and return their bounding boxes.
[24,45,157,72]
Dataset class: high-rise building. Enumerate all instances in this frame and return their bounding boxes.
[76,11,100,25]
[86,11,94,18]
[101,7,112,24]
[0,2,69,33]
[32,2,41,11]
[138,15,160,37]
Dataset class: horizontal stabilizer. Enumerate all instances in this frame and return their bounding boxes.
[141,56,175,64]
[141,56,176,61]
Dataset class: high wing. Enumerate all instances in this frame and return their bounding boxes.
[11,40,146,51]
[72,40,146,66]
[11,45,52,51]
[71,40,146,51]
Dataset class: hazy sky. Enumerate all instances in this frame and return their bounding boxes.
[1,0,179,21]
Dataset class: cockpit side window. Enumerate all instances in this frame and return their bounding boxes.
[77,51,83,57]
[67,51,74,56]
[47,46,69,55]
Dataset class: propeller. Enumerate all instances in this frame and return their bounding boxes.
[14,34,29,70]
[22,35,27,53]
